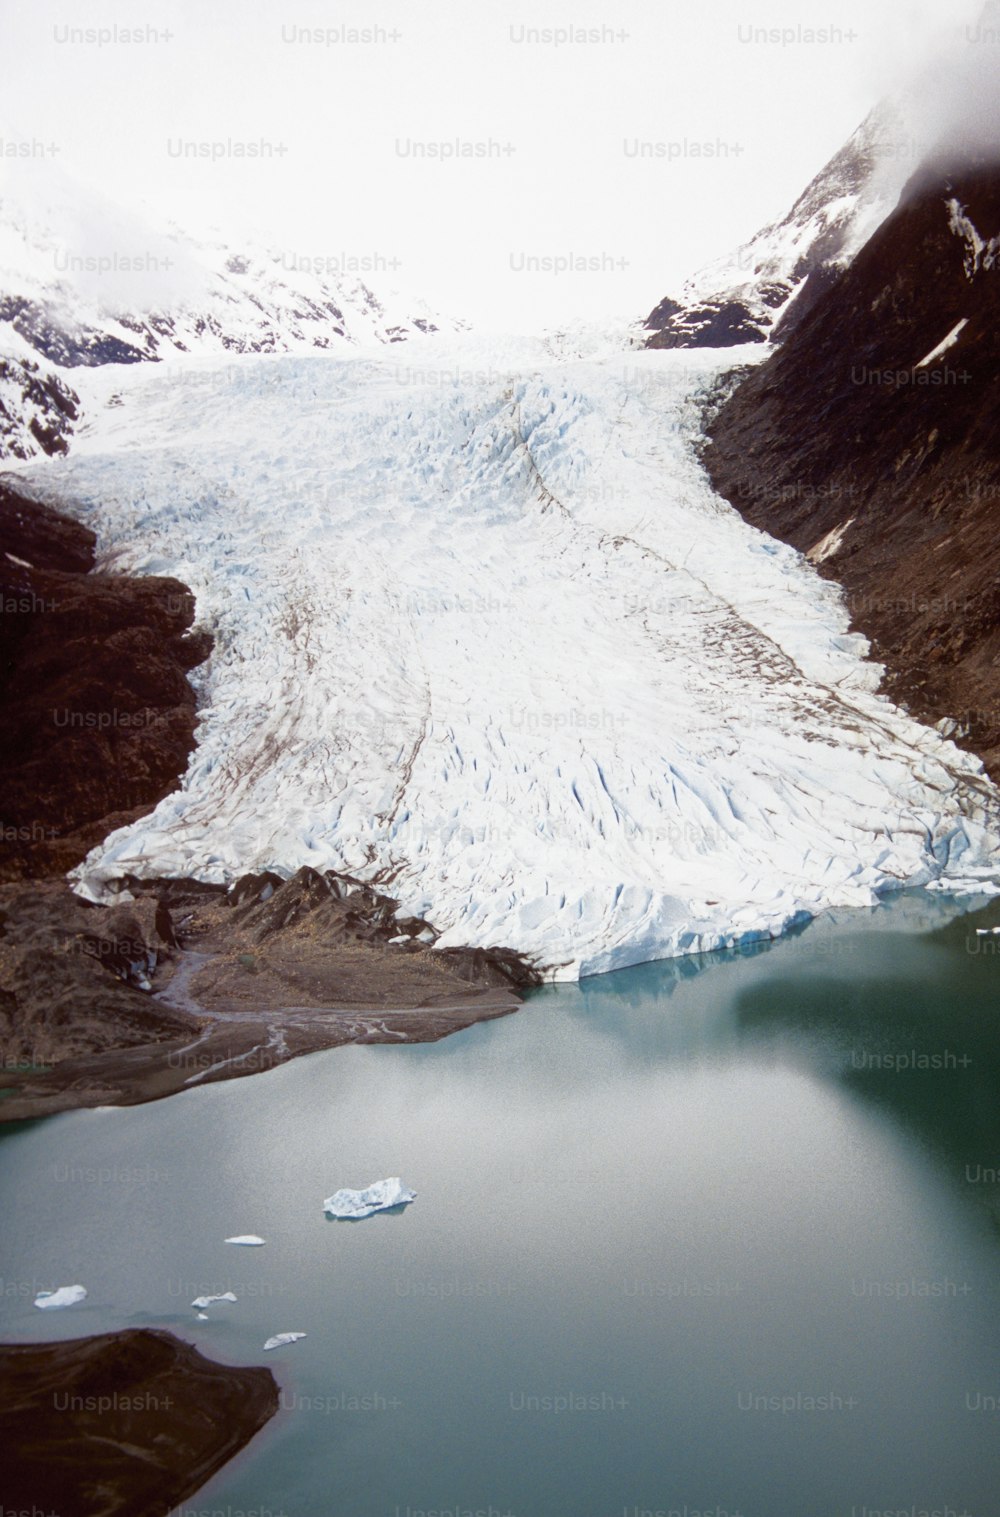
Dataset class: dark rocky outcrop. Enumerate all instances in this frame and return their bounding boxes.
[702,151,1000,781]
[0,880,195,1069]
[0,477,213,879]
[0,1329,278,1517]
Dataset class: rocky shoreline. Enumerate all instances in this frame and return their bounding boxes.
[0,866,536,1122]
[0,1328,278,1517]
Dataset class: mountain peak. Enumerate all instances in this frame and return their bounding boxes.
[643,98,913,350]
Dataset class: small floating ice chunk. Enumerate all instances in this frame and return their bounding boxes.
[191,1292,238,1309]
[323,1178,416,1219]
[34,1285,87,1310]
[224,1235,265,1246]
[197,1312,209,1320]
[264,1332,306,1351]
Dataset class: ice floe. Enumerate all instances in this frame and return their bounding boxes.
[323,1178,417,1219]
[264,1332,307,1351]
[34,1285,87,1309]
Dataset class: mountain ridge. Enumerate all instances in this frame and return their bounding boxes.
[0,156,458,460]
[643,100,913,350]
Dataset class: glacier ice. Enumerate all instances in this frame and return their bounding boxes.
[264,1332,307,1351]
[19,329,999,979]
[323,1178,417,1219]
[191,1292,238,1308]
[34,1285,87,1310]
[224,1235,265,1246]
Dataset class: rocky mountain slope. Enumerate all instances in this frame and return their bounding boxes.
[643,101,909,349]
[0,478,212,879]
[702,148,1000,779]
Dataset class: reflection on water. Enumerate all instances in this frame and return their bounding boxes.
[534,890,1000,1224]
[2,889,1000,1517]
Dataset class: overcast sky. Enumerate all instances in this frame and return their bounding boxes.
[0,0,988,331]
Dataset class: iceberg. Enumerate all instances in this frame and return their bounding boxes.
[263,1333,306,1351]
[191,1292,238,1309]
[323,1178,417,1219]
[224,1235,265,1246]
[34,1285,87,1310]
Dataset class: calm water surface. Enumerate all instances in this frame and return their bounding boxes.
[3,892,1000,1517]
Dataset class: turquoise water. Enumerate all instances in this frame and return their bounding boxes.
[3,892,1000,1516]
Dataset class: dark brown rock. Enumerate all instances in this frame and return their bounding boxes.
[0,478,213,879]
[702,151,1000,781]
[0,1329,277,1517]
[0,879,195,1068]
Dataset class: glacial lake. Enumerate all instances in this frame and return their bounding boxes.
[3,890,1000,1517]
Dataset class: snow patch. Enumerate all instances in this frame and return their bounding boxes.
[916,319,969,368]
[946,199,1000,280]
[806,518,855,564]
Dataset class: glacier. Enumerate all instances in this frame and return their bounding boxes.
[13,327,1000,979]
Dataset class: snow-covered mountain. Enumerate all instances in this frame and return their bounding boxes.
[12,331,999,979]
[0,338,79,461]
[643,101,912,349]
[0,155,457,460]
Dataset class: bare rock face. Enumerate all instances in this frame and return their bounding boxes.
[0,1329,278,1517]
[0,880,194,1068]
[702,151,1000,781]
[0,478,213,880]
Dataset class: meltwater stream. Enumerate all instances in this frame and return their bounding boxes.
[3,891,1000,1516]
